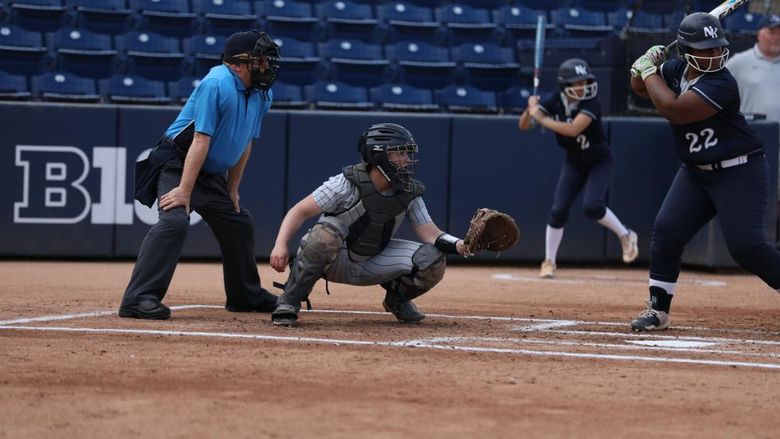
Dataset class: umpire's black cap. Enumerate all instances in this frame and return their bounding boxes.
[223,31,260,59]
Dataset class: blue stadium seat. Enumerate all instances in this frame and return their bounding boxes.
[48,28,117,78]
[608,9,668,34]
[168,76,200,104]
[304,81,373,110]
[10,0,67,33]
[378,2,442,44]
[387,41,456,89]
[435,85,497,114]
[574,0,633,12]
[316,0,380,42]
[725,10,764,35]
[320,39,389,87]
[101,74,170,104]
[192,0,259,36]
[31,71,101,103]
[551,7,613,37]
[638,0,684,14]
[130,0,197,38]
[273,36,322,85]
[67,0,133,36]
[516,0,571,12]
[517,37,613,68]
[499,86,535,114]
[370,83,439,112]
[116,31,187,81]
[270,80,308,109]
[257,0,320,41]
[183,34,225,77]
[0,70,32,100]
[450,43,520,92]
[436,4,498,46]
[494,5,552,44]
[0,24,49,75]
[457,0,507,8]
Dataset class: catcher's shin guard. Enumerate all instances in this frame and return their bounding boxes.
[381,244,445,322]
[272,223,342,325]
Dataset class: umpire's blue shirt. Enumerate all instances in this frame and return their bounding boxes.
[165,64,273,174]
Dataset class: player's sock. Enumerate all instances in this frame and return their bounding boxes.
[597,208,630,237]
[648,279,676,313]
[545,225,564,262]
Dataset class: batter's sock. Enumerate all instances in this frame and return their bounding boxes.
[545,225,564,262]
[597,208,630,238]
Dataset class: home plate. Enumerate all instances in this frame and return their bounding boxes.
[626,340,719,348]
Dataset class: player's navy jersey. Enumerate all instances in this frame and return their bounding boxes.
[659,58,763,164]
[539,92,610,162]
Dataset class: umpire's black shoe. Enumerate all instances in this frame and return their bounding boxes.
[383,297,425,323]
[118,299,171,320]
[226,288,278,313]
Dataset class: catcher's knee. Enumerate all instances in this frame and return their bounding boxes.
[412,243,446,290]
[300,223,343,264]
[583,203,606,221]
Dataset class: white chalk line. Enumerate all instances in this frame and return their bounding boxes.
[493,273,727,287]
[513,327,780,346]
[1,324,778,370]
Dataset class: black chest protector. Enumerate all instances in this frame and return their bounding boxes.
[337,164,425,257]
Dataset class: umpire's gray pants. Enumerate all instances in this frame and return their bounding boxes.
[121,159,263,308]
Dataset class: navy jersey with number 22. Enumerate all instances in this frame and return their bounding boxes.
[659,58,763,165]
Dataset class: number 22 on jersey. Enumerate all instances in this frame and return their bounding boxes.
[685,128,718,153]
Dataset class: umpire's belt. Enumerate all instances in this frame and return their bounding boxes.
[694,149,763,171]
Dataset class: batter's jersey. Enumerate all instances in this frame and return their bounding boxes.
[538,92,610,162]
[659,58,763,164]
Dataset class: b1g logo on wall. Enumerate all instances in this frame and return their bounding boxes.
[14,145,202,225]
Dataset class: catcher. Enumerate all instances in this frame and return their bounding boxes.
[269,122,518,326]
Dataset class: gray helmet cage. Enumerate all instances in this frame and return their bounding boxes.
[358,123,419,192]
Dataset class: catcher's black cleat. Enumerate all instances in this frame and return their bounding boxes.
[271,303,299,326]
[383,297,425,323]
[226,288,278,313]
[118,299,171,320]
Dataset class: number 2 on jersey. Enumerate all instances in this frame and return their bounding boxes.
[576,134,590,150]
[685,128,718,153]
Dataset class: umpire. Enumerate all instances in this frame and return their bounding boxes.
[119,31,281,320]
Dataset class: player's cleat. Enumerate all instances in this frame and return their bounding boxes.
[383,297,425,323]
[539,259,556,278]
[620,230,639,264]
[226,288,278,313]
[271,303,299,326]
[118,299,171,320]
[630,302,670,332]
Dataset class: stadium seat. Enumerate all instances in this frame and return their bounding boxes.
[494,5,553,44]
[304,81,373,110]
[67,0,133,36]
[499,86,535,114]
[0,70,32,100]
[31,71,101,103]
[387,41,456,89]
[516,0,571,12]
[273,36,322,86]
[168,76,200,104]
[257,0,320,42]
[370,83,439,112]
[517,37,614,68]
[608,9,668,34]
[551,7,613,37]
[638,0,685,14]
[270,81,309,109]
[192,0,259,36]
[450,43,520,92]
[101,74,170,104]
[48,28,117,79]
[316,0,380,42]
[435,85,497,114]
[9,0,67,33]
[183,34,225,77]
[436,4,498,46]
[116,31,187,81]
[725,10,764,35]
[130,0,197,38]
[0,24,49,75]
[378,2,442,44]
[574,0,633,12]
[320,39,389,87]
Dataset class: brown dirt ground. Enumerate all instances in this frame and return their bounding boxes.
[0,261,778,439]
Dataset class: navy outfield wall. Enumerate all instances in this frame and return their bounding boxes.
[1,102,777,267]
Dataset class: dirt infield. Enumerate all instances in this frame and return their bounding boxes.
[1,261,778,438]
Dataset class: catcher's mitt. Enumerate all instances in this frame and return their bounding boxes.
[463,208,520,255]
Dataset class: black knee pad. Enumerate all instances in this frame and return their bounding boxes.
[411,243,446,290]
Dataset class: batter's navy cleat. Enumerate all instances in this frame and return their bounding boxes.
[621,230,639,264]
[383,297,425,323]
[271,303,299,326]
[539,259,556,278]
[118,299,171,320]
[226,288,278,313]
[631,303,670,332]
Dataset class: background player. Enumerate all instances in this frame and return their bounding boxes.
[629,12,780,331]
[519,58,638,279]
[269,123,470,326]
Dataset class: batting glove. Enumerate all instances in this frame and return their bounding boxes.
[644,45,668,66]
[630,54,657,81]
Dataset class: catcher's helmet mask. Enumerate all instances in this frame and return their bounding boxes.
[557,58,597,101]
[222,31,281,92]
[358,123,419,192]
[676,12,729,73]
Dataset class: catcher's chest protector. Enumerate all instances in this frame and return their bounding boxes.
[334,164,424,257]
